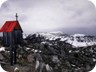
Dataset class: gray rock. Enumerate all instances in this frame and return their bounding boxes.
[0,53,4,60]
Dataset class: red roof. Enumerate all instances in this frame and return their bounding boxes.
[0,21,22,32]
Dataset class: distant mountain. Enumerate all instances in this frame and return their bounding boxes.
[68,34,96,47]
[25,32,96,47]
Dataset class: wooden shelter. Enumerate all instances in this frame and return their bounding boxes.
[0,21,23,46]
[0,14,23,65]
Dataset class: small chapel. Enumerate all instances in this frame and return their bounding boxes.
[0,13,23,46]
[0,13,23,65]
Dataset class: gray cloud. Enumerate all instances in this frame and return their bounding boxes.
[0,0,96,35]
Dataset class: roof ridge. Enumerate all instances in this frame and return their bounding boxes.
[0,21,22,32]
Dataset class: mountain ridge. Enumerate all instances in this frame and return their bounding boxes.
[25,32,96,47]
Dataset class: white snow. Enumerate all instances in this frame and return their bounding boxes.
[69,50,72,53]
[41,42,47,44]
[67,40,87,47]
[26,47,30,50]
[72,34,85,37]
[0,64,7,72]
[90,65,96,72]
[23,34,28,39]
[0,47,5,52]
[36,32,66,41]
[67,34,96,47]
[35,60,39,69]
[93,58,96,62]
[14,67,19,71]
[34,50,38,53]
[31,32,96,47]
[31,49,35,51]
[39,50,42,53]
[31,49,42,53]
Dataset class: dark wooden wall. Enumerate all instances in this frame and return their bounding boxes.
[3,30,23,46]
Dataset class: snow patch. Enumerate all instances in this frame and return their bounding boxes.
[14,67,19,71]
[0,64,7,72]
[35,60,39,69]
[0,47,5,52]
[90,65,96,72]
[29,32,96,47]
[26,47,30,50]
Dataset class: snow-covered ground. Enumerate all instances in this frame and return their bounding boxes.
[32,32,96,47]
[0,47,5,52]
[67,34,96,47]
[0,64,7,72]
[90,65,96,72]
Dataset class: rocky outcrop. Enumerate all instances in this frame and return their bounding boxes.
[0,34,96,72]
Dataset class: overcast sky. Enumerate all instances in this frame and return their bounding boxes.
[0,0,96,35]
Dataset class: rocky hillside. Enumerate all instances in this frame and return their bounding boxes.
[28,32,96,47]
[0,33,96,72]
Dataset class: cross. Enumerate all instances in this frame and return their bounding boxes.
[15,13,18,21]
